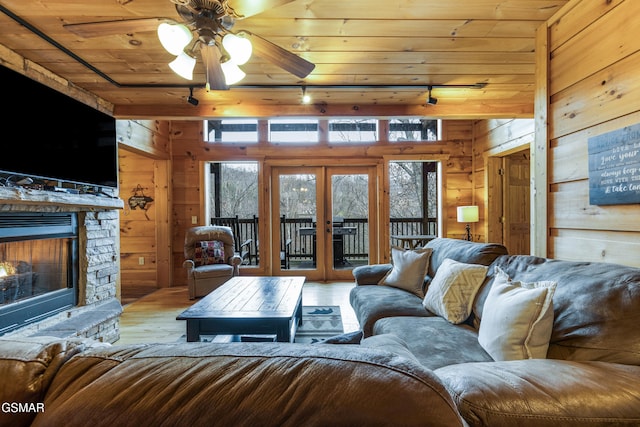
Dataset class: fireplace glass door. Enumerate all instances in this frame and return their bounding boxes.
[0,212,78,335]
[1,238,72,305]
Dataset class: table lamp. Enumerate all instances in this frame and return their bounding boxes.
[457,206,479,241]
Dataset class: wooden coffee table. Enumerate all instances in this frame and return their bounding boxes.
[176,276,305,343]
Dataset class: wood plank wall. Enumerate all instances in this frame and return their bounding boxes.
[537,0,640,267]
[117,120,172,300]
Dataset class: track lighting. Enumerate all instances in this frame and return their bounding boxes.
[301,86,311,104]
[187,87,199,106]
[426,86,438,105]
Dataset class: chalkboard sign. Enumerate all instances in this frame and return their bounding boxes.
[588,123,640,205]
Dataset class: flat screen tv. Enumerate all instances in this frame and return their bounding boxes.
[0,65,118,191]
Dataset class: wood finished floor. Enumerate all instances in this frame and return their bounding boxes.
[116,281,359,345]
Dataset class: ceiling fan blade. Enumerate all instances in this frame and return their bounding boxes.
[228,0,295,19]
[64,18,172,38]
[200,44,229,91]
[242,31,315,79]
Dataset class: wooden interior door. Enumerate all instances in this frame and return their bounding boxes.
[503,150,531,254]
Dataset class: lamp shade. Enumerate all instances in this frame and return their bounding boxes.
[157,23,193,55]
[457,206,479,223]
[169,52,196,80]
[222,33,252,65]
[221,59,246,85]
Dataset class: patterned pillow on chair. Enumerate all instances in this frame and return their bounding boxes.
[194,240,225,266]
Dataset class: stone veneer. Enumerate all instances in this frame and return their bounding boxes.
[0,186,124,343]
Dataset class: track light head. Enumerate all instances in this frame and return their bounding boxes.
[301,85,311,104]
[187,87,199,106]
[426,86,438,105]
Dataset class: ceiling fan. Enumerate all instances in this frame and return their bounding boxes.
[63,0,315,91]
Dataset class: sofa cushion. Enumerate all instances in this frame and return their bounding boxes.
[352,263,393,285]
[194,240,225,266]
[0,336,97,427]
[373,316,493,370]
[436,359,640,427]
[361,333,420,363]
[477,255,640,365]
[424,238,508,280]
[378,246,432,297]
[33,342,466,427]
[349,285,432,337]
[478,267,556,360]
[422,258,488,324]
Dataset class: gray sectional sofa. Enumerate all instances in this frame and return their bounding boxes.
[351,238,640,426]
[3,237,639,426]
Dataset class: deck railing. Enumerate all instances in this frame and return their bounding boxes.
[216,216,437,267]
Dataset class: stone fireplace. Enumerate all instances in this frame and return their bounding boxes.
[0,186,124,343]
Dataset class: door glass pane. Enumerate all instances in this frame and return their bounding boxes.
[279,174,317,270]
[331,173,369,269]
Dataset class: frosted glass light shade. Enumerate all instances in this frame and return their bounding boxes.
[157,23,193,55]
[222,33,252,65]
[457,206,479,223]
[221,59,246,85]
[169,52,196,80]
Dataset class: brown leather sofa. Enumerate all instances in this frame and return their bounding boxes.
[0,335,466,427]
[351,238,640,426]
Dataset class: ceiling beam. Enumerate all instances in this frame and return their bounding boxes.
[113,102,534,120]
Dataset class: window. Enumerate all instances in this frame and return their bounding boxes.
[208,162,260,266]
[269,118,318,143]
[203,117,441,143]
[388,161,439,236]
[205,119,258,143]
[328,119,377,143]
[389,118,440,141]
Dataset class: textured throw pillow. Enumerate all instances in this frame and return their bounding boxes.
[194,240,225,266]
[422,258,488,324]
[378,246,432,297]
[478,267,557,361]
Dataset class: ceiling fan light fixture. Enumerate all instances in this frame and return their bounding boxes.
[221,58,246,85]
[169,51,197,80]
[157,22,193,55]
[222,33,252,65]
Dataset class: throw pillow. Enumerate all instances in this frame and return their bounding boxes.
[478,267,557,361]
[194,240,225,266]
[422,258,488,324]
[378,246,432,297]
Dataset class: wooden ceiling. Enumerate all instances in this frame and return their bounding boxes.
[0,0,568,119]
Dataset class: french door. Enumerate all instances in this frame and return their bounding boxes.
[271,165,378,281]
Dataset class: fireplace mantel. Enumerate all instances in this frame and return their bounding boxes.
[0,186,124,210]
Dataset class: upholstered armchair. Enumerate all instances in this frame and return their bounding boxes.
[183,225,242,299]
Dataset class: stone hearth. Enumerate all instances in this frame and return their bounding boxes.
[0,186,124,343]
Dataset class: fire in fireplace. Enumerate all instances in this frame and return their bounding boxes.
[0,212,78,334]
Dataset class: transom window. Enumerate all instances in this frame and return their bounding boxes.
[204,117,440,143]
